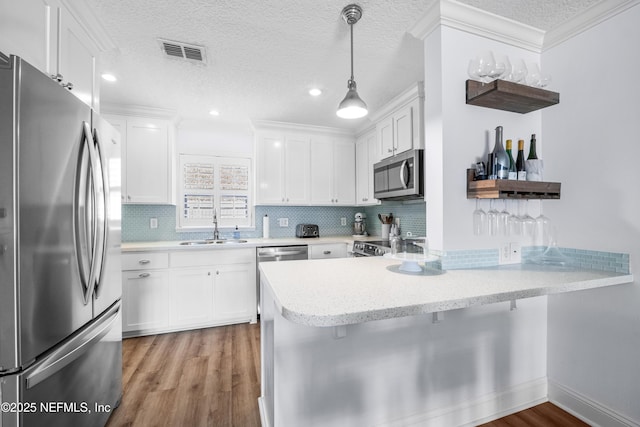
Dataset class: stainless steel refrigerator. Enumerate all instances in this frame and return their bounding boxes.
[0,54,122,427]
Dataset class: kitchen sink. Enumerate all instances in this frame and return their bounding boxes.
[179,239,248,246]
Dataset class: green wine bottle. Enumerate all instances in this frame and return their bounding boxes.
[516,139,527,181]
[527,134,538,160]
[505,139,517,180]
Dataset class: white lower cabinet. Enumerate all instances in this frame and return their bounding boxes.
[122,248,256,337]
[309,243,348,260]
[122,269,170,333]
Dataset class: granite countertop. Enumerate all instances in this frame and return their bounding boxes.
[259,256,634,327]
[121,236,374,252]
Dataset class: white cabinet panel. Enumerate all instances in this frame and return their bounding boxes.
[213,263,254,322]
[309,243,348,259]
[169,268,214,327]
[310,138,355,205]
[257,135,285,204]
[393,105,413,155]
[122,270,169,333]
[356,130,379,205]
[284,137,310,204]
[333,140,355,205]
[378,116,394,158]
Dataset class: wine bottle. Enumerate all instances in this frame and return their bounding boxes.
[492,126,509,179]
[516,139,527,180]
[527,134,538,159]
[505,139,517,180]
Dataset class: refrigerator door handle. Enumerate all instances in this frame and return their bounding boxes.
[82,122,105,302]
[91,129,110,297]
[24,302,120,389]
[74,124,93,303]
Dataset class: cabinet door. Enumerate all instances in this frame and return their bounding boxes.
[125,118,170,204]
[0,0,56,74]
[257,135,285,204]
[104,116,127,202]
[283,136,310,204]
[57,6,98,108]
[333,140,355,205]
[365,131,379,204]
[355,137,369,205]
[169,268,214,327]
[122,270,169,333]
[393,105,414,155]
[377,116,394,159]
[213,263,254,322]
[309,138,334,204]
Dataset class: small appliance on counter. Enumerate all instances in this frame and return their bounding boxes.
[296,223,319,238]
[353,212,367,236]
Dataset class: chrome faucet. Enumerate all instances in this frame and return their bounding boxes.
[212,209,219,240]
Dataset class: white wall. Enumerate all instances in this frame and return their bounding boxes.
[542,4,640,423]
[425,26,543,252]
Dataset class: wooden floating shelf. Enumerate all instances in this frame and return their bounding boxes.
[466,169,561,199]
[466,79,559,114]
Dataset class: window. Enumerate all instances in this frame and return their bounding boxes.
[177,154,253,230]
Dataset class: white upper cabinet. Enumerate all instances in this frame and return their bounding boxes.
[256,131,310,205]
[254,121,354,206]
[372,82,424,160]
[104,114,175,205]
[0,0,110,109]
[355,129,379,205]
[309,137,355,206]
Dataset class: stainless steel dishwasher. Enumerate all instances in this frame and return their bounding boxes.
[256,245,309,314]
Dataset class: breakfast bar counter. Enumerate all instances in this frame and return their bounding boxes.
[258,257,633,427]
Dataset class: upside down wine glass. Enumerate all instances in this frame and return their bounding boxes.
[472,199,487,235]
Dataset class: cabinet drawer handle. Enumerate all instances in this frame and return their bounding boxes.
[138,259,151,265]
[138,272,150,278]
[323,251,331,255]
[388,148,393,153]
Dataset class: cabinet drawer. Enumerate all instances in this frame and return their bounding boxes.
[122,252,169,270]
[170,248,255,268]
[309,243,347,259]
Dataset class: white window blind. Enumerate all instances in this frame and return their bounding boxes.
[178,154,253,229]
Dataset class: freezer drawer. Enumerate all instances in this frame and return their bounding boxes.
[0,302,122,427]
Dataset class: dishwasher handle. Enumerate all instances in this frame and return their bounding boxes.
[257,246,308,259]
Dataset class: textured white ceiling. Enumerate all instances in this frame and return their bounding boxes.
[87,0,602,130]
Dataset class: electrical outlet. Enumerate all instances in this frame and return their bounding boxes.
[341,217,347,226]
[278,218,288,227]
[499,242,521,265]
[150,218,158,229]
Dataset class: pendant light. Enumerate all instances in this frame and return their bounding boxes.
[336,4,368,119]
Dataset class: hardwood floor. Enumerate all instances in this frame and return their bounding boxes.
[107,322,587,427]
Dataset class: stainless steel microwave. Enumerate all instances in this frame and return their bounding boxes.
[373,149,424,200]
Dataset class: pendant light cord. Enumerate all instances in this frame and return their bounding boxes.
[350,23,354,82]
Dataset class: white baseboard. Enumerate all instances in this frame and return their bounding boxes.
[548,380,639,427]
[377,377,548,427]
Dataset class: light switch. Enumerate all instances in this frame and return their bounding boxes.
[150,218,158,229]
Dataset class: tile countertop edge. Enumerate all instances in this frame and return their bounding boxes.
[261,259,634,328]
[121,236,364,252]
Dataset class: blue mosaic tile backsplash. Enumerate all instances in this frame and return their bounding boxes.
[122,201,427,242]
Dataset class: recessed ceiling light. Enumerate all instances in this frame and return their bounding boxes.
[101,73,117,82]
[309,88,322,97]
[209,110,220,116]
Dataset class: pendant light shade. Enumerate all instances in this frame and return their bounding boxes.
[336,4,368,119]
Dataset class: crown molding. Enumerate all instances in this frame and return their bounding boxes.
[543,0,640,50]
[101,103,177,120]
[251,120,355,137]
[408,0,544,53]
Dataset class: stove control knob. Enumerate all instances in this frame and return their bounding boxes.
[375,248,383,256]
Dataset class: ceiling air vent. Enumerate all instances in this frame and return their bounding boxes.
[158,38,206,63]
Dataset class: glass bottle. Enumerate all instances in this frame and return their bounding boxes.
[492,126,509,179]
[505,139,517,180]
[516,139,527,180]
[527,134,538,160]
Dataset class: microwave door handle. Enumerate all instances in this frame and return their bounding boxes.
[400,160,409,189]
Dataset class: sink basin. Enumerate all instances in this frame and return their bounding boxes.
[215,239,248,244]
[179,239,248,246]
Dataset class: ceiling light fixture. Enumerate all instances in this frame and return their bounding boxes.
[336,4,367,119]
[209,110,220,116]
[309,88,322,97]
[101,73,117,82]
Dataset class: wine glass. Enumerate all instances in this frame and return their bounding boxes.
[511,59,528,83]
[487,199,499,236]
[509,200,521,236]
[534,200,551,246]
[520,200,536,237]
[498,199,510,236]
[472,199,487,236]
[526,62,541,87]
